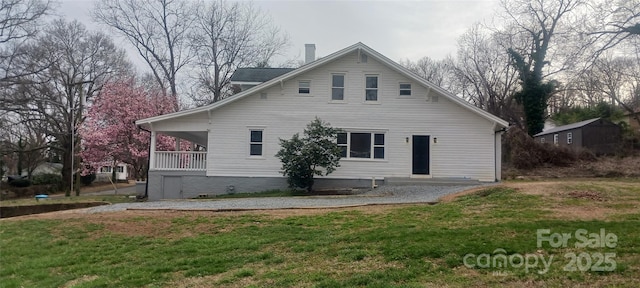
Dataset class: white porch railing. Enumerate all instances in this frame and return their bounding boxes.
[154,151,207,171]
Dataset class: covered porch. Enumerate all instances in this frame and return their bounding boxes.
[149,129,208,171]
[136,108,211,172]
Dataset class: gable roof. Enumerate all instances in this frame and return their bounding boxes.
[136,42,509,129]
[534,118,601,137]
[230,68,295,83]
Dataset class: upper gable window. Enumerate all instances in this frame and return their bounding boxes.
[298,80,310,94]
[399,83,411,96]
[365,75,378,101]
[332,74,345,101]
[360,53,368,63]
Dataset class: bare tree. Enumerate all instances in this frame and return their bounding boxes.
[2,19,131,195]
[580,55,640,126]
[0,0,51,85]
[500,0,587,135]
[93,0,194,100]
[399,56,453,88]
[587,0,640,52]
[451,24,522,127]
[189,0,289,105]
[3,119,48,179]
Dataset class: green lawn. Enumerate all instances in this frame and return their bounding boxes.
[1,180,639,287]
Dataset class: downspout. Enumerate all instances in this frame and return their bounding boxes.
[138,124,152,200]
[494,127,507,182]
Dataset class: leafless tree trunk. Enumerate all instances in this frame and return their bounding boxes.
[189,0,289,105]
[94,0,194,101]
[580,55,640,126]
[451,24,523,127]
[1,19,131,195]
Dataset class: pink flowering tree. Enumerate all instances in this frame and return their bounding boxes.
[80,78,178,180]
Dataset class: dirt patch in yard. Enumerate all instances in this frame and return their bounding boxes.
[4,204,424,239]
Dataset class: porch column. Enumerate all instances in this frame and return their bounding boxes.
[149,130,156,170]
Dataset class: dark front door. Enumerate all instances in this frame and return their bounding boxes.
[412,135,430,175]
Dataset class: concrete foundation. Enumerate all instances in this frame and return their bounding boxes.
[146,170,383,201]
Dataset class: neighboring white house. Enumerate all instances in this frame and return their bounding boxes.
[136,42,509,200]
[96,163,129,182]
[19,162,63,178]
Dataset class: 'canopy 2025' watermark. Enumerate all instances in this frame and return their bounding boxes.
[462,228,617,275]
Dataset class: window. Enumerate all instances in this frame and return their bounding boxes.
[553,134,559,145]
[399,83,411,96]
[116,166,124,173]
[298,80,310,94]
[100,166,112,173]
[332,74,344,100]
[567,132,573,144]
[350,133,371,158]
[336,132,385,160]
[365,75,378,101]
[249,130,263,156]
[337,132,348,157]
[540,138,545,144]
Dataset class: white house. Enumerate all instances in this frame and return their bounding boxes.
[136,43,509,200]
[96,163,129,182]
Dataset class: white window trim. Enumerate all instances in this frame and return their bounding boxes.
[331,73,345,101]
[337,130,387,161]
[567,132,573,144]
[399,82,412,96]
[247,126,266,159]
[365,74,379,102]
[553,134,559,145]
[298,80,311,95]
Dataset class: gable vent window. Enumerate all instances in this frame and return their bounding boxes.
[567,132,573,144]
[298,80,310,94]
[365,75,378,101]
[249,130,263,156]
[399,83,411,96]
[360,53,368,63]
[332,74,345,100]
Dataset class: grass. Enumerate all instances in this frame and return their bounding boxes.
[0,180,639,287]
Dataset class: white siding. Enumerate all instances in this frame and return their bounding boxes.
[207,51,497,181]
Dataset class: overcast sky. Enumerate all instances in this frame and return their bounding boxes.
[58,0,500,68]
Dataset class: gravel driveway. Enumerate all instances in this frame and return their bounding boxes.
[86,183,493,214]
